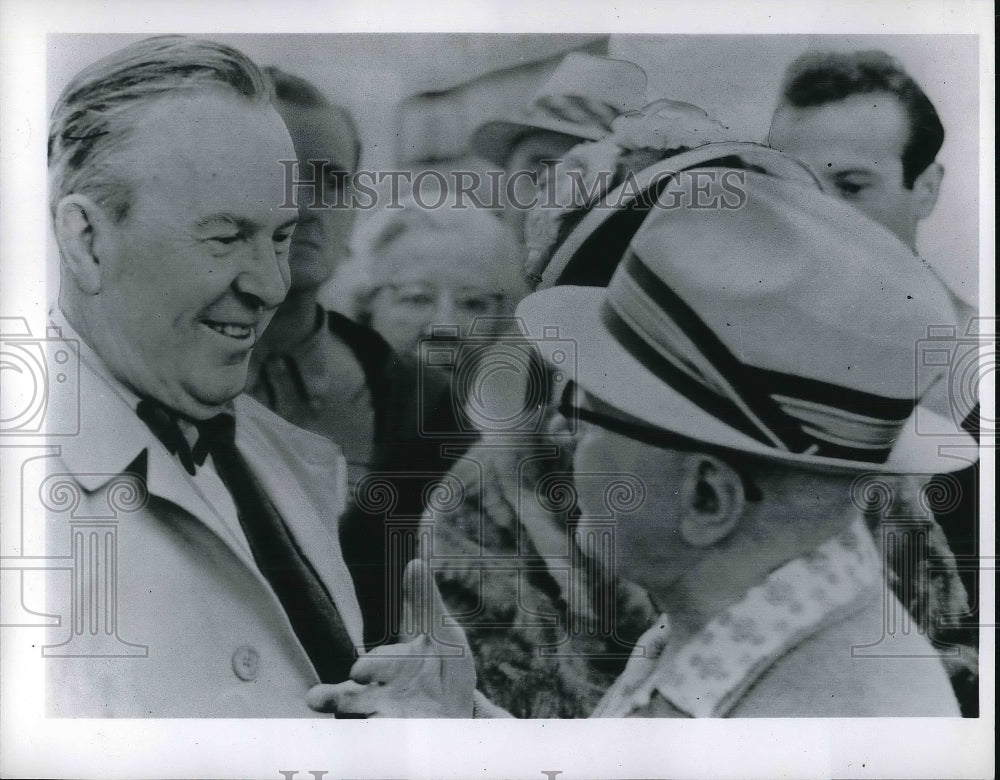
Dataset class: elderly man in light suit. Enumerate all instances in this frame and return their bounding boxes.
[41,35,474,718]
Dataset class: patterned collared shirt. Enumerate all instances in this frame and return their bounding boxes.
[591,517,881,717]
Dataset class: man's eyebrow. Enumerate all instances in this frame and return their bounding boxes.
[832,169,876,179]
[195,213,299,232]
[195,213,253,232]
[276,215,299,232]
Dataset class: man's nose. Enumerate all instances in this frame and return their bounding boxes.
[234,237,291,309]
[432,295,457,328]
[418,297,459,343]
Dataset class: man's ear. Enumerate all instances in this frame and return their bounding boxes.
[677,455,745,548]
[54,194,110,295]
[911,161,943,221]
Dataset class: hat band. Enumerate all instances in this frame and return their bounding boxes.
[601,253,915,464]
[530,95,620,135]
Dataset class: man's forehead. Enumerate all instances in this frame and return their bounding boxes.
[111,90,296,215]
[122,89,295,165]
[771,93,909,159]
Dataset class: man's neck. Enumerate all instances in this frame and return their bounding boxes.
[57,295,93,350]
[652,502,859,644]
[52,301,145,416]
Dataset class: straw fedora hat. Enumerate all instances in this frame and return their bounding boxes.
[530,142,822,288]
[517,169,974,473]
[472,52,647,166]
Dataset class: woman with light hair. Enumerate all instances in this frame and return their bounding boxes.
[333,197,527,362]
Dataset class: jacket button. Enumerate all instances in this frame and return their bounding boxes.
[231,645,260,681]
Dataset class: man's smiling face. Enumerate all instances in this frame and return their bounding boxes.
[90,89,299,417]
[768,91,931,248]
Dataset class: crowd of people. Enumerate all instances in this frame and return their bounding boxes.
[42,35,979,719]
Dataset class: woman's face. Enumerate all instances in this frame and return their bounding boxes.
[365,245,509,361]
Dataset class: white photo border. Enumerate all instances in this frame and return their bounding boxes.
[1,1,994,778]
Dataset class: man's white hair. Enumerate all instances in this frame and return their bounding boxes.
[48,35,272,223]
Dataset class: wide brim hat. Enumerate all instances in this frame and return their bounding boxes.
[532,142,823,288]
[517,170,976,474]
[472,52,648,166]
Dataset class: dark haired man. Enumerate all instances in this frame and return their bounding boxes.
[768,49,979,715]
[767,49,945,249]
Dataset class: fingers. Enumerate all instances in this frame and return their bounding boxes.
[309,651,475,718]
[398,559,468,650]
[317,559,475,718]
[308,679,420,719]
[308,681,447,719]
[626,614,671,668]
[398,558,431,642]
[349,641,426,685]
[307,681,372,716]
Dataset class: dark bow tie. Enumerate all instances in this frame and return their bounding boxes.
[135,395,356,684]
[135,398,235,476]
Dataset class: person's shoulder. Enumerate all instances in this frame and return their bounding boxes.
[325,308,452,404]
[326,309,392,367]
[731,589,961,717]
[235,392,344,465]
[380,345,451,403]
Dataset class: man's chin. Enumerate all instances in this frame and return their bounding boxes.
[176,376,247,418]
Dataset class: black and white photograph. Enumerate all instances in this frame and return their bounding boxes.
[0,1,993,778]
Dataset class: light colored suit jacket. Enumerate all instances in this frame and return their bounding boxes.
[34,353,363,717]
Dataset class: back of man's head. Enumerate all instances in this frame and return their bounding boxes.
[778,49,943,188]
[49,35,272,223]
[264,65,329,108]
[263,66,361,170]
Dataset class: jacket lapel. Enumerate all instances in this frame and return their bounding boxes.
[234,397,365,649]
[57,350,226,530]
[58,353,276,582]
[58,346,364,651]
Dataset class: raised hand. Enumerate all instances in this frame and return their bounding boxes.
[307,558,476,717]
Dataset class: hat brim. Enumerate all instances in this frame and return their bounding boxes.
[518,286,977,474]
[472,116,606,166]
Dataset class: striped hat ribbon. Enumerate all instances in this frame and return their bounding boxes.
[601,252,915,463]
